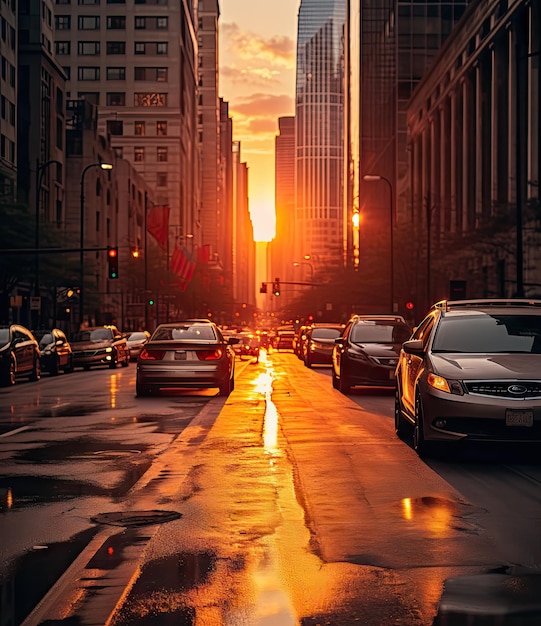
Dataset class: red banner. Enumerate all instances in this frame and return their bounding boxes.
[146,205,170,248]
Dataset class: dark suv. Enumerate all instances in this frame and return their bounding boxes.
[0,324,41,386]
[332,315,412,394]
[71,325,129,370]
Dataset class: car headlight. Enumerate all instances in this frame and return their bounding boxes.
[427,373,464,395]
[105,347,113,353]
[346,346,370,362]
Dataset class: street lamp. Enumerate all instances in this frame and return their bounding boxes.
[79,162,113,328]
[363,174,394,313]
[293,260,314,285]
[34,159,62,328]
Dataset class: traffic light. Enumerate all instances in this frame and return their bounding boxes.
[148,298,155,306]
[107,247,119,279]
[260,282,267,294]
[273,278,280,296]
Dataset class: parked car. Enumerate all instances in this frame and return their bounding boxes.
[136,320,239,397]
[274,327,296,351]
[233,334,260,361]
[395,299,541,456]
[293,325,312,359]
[33,328,73,375]
[0,324,41,386]
[332,315,412,393]
[302,323,344,367]
[126,330,151,361]
[70,325,129,370]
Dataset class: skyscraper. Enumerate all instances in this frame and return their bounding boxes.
[295,0,346,275]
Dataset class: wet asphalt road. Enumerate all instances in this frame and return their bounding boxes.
[1,352,541,625]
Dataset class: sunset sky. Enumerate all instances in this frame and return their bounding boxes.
[218,0,301,242]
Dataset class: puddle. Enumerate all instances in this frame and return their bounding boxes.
[0,526,98,625]
[16,439,149,463]
[85,528,152,570]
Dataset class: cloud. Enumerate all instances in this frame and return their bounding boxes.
[230,93,294,118]
[220,65,281,88]
[222,22,295,68]
[246,118,279,134]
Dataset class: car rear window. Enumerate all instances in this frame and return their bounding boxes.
[311,328,342,339]
[351,322,410,344]
[153,325,217,341]
[433,314,541,353]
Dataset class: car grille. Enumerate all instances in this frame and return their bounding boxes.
[465,381,541,399]
[439,417,541,440]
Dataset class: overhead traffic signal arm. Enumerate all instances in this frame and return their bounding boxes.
[260,279,313,295]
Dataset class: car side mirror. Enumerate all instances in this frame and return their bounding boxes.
[229,337,240,345]
[402,339,424,355]
[334,337,344,344]
[56,339,64,346]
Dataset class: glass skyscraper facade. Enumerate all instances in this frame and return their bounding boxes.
[296,0,346,272]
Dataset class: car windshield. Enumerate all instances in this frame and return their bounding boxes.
[350,322,411,344]
[73,329,113,342]
[152,325,217,341]
[37,333,53,347]
[311,328,342,340]
[433,314,541,353]
[128,332,147,341]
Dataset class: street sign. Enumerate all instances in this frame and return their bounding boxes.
[30,296,41,310]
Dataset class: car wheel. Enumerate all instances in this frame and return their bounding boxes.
[1,359,16,386]
[394,383,408,440]
[109,352,117,369]
[30,357,41,381]
[136,382,150,397]
[331,367,339,389]
[50,357,60,376]
[338,367,351,394]
[83,365,91,371]
[304,355,312,368]
[219,376,233,396]
[64,356,74,374]
[413,393,431,457]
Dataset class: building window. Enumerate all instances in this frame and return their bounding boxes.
[55,15,71,29]
[157,147,167,162]
[135,16,168,29]
[134,67,168,81]
[157,172,167,186]
[113,146,123,159]
[134,121,145,135]
[106,41,125,54]
[107,16,126,29]
[134,92,167,106]
[78,15,100,29]
[106,92,125,105]
[107,120,123,135]
[55,0,72,4]
[135,0,169,4]
[107,0,126,3]
[134,147,144,162]
[156,121,167,135]
[157,42,167,55]
[77,91,99,104]
[78,66,100,80]
[78,41,100,55]
[106,67,125,80]
[63,66,72,79]
[56,41,71,54]
[78,0,99,4]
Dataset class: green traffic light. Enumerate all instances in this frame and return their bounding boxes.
[149,299,154,306]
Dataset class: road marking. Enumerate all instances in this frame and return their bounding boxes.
[0,426,30,438]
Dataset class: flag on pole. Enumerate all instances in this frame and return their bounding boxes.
[146,205,170,248]
[197,244,211,264]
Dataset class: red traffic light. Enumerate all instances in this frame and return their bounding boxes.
[108,247,118,258]
[405,301,415,310]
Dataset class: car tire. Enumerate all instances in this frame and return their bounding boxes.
[50,357,60,376]
[219,376,233,396]
[332,368,339,389]
[136,382,150,397]
[304,355,312,368]
[1,359,16,386]
[64,356,74,374]
[83,365,91,371]
[338,367,351,394]
[413,393,431,457]
[394,384,408,440]
[30,357,41,381]
[109,353,117,369]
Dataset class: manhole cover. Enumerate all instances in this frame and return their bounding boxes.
[92,510,181,527]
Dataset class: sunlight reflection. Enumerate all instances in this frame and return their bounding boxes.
[109,374,119,408]
[7,487,13,509]
[400,496,455,536]
[401,497,412,520]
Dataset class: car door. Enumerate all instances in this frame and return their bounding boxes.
[333,322,351,375]
[14,327,34,374]
[55,330,69,368]
[399,314,435,419]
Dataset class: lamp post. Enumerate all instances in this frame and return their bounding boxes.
[79,162,113,328]
[363,174,394,312]
[293,260,314,285]
[34,159,62,329]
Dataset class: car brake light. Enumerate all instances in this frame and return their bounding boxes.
[139,349,166,360]
[197,349,223,361]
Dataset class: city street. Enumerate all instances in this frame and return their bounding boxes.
[1,351,541,625]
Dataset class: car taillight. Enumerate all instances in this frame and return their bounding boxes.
[197,348,223,361]
[139,349,166,360]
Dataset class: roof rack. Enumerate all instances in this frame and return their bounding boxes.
[432,299,541,313]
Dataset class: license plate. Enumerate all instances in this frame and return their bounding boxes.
[505,409,533,427]
[175,351,187,360]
